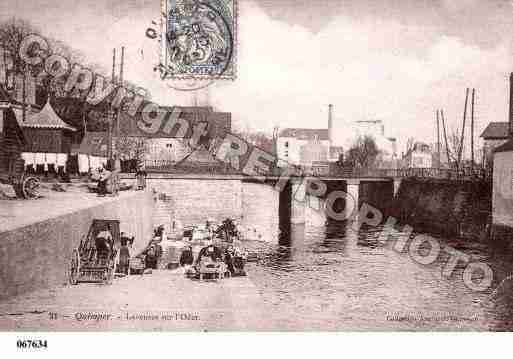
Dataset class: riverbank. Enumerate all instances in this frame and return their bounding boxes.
[0,187,154,300]
[0,270,269,331]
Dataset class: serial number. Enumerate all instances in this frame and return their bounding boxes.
[16,339,48,349]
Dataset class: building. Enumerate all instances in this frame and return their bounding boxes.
[277,104,335,167]
[480,122,509,168]
[12,98,77,174]
[277,128,331,167]
[491,72,513,237]
[143,106,231,165]
[0,85,26,176]
[402,142,433,168]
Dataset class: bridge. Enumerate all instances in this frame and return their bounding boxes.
[123,162,491,227]
[141,160,492,182]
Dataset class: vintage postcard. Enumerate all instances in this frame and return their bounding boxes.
[1,0,513,345]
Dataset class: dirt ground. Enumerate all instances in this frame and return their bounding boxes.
[0,270,270,331]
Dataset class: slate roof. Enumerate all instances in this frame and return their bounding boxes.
[280,128,330,141]
[480,122,510,139]
[21,100,76,131]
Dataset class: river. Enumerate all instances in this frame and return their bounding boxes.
[156,180,513,331]
[240,214,513,331]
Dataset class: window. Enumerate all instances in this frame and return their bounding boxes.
[285,141,289,148]
[166,143,173,148]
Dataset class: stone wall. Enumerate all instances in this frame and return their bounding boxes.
[0,191,155,300]
[390,179,492,240]
[134,177,280,243]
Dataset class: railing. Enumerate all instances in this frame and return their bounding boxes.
[373,167,492,181]
[143,160,492,181]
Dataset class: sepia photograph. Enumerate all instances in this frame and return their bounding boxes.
[1,1,513,351]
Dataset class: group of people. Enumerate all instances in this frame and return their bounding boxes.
[92,157,122,196]
[179,243,247,278]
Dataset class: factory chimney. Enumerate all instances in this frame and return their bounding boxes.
[328,104,333,145]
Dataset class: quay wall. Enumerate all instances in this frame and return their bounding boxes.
[128,177,280,243]
[390,179,492,240]
[0,191,155,300]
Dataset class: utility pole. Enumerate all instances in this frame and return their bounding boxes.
[458,88,469,169]
[436,109,441,169]
[107,48,116,161]
[441,109,451,168]
[117,46,124,138]
[471,88,475,171]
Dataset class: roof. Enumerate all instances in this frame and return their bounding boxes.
[77,132,109,157]
[280,128,330,141]
[21,100,76,131]
[480,122,510,139]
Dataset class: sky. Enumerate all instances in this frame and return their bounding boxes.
[1,0,513,154]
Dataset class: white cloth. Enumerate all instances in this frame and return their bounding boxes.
[35,152,45,165]
[46,153,57,166]
[78,154,90,174]
[21,152,35,166]
[56,153,67,168]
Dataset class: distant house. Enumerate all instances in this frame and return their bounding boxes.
[480,122,510,168]
[144,106,231,165]
[277,128,331,167]
[328,146,344,163]
[402,142,432,168]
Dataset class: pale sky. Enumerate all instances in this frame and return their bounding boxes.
[1,0,513,154]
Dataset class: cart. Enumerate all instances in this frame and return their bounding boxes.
[69,219,120,285]
[0,154,40,199]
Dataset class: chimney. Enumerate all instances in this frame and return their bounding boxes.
[509,72,513,137]
[328,104,333,145]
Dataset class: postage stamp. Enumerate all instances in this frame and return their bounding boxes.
[160,0,237,81]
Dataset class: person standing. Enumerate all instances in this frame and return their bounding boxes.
[118,241,130,275]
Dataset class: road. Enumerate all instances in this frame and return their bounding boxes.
[0,270,270,331]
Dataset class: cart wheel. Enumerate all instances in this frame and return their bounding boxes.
[22,176,40,199]
[69,249,80,285]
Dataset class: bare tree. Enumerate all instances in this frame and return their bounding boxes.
[344,135,380,169]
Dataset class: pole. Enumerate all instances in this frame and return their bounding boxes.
[116,46,124,138]
[108,48,116,161]
[458,88,469,169]
[441,109,451,168]
[111,48,116,84]
[436,109,441,169]
[471,88,475,171]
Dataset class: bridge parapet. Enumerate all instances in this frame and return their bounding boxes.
[140,160,491,181]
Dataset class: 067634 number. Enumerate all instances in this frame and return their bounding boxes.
[16,339,48,349]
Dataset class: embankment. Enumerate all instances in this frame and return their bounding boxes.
[390,178,492,240]
[0,190,155,300]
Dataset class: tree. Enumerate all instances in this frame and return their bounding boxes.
[344,135,380,169]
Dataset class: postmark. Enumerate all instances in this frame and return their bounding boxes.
[159,0,237,84]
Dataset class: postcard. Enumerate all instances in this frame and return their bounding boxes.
[1,0,513,342]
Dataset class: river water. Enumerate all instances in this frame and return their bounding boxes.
[240,211,513,331]
[156,180,513,331]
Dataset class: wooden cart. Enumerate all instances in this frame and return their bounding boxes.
[0,157,40,199]
[0,95,40,199]
[69,219,120,285]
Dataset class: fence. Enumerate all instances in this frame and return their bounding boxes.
[143,160,492,181]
